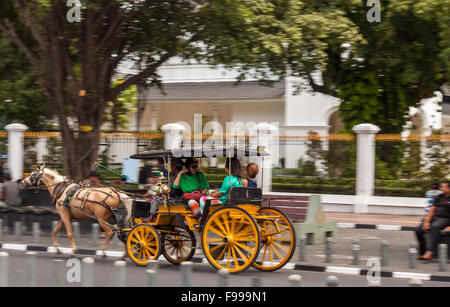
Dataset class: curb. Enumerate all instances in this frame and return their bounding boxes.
[337,223,416,231]
[2,242,450,282]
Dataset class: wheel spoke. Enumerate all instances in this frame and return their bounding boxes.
[213,217,229,236]
[232,244,249,263]
[235,241,255,254]
[272,241,290,254]
[231,245,239,268]
[221,213,231,234]
[261,244,268,263]
[207,225,227,237]
[209,243,226,253]
[269,244,283,261]
[217,244,227,260]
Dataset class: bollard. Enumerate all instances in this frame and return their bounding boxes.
[14,221,21,241]
[325,237,332,263]
[114,260,127,287]
[251,276,262,287]
[52,259,64,287]
[0,219,3,241]
[146,269,157,287]
[72,222,80,244]
[352,239,360,265]
[180,261,193,287]
[298,236,306,261]
[380,241,389,267]
[32,222,40,243]
[288,274,302,287]
[147,260,159,273]
[217,269,230,287]
[82,257,95,287]
[0,252,9,287]
[439,244,447,272]
[91,224,99,247]
[408,278,423,287]
[408,243,417,269]
[367,281,382,287]
[326,275,339,287]
[26,251,37,287]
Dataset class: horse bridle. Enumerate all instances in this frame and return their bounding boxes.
[29,168,44,186]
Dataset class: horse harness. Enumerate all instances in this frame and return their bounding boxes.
[52,181,120,212]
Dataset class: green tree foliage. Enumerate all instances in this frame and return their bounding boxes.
[0,0,364,178]
[0,1,50,130]
[105,80,137,131]
[330,1,446,134]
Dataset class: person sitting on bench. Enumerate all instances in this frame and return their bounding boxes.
[416,180,450,260]
[199,158,247,210]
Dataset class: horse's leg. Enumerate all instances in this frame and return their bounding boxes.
[60,209,77,255]
[52,220,63,254]
[98,220,115,257]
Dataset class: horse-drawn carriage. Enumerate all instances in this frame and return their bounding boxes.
[117,147,296,273]
[20,147,296,273]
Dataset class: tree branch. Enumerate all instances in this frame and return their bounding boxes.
[108,52,173,101]
[0,18,42,72]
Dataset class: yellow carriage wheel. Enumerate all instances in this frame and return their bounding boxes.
[126,224,161,267]
[253,207,296,272]
[162,228,196,265]
[201,207,260,273]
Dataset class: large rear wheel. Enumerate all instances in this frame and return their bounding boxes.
[201,207,260,273]
[253,207,296,272]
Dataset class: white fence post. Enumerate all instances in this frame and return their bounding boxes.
[352,123,380,213]
[162,123,186,151]
[5,123,28,182]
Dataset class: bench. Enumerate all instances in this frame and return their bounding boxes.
[263,194,337,245]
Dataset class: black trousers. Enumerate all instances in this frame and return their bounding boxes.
[416,217,450,256]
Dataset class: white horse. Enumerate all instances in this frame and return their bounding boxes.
[21,165,133,256]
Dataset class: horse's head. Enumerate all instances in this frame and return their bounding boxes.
[20,164,46,189]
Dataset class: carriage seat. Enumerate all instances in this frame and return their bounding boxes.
[226,187,262,206]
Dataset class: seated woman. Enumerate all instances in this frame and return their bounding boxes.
[199,157,247,209]
[172,158,209,219]
[246,163,259,188]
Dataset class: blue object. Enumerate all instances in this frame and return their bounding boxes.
[122,158,139,184]
[1,155,7,159]
[247,178,257,188]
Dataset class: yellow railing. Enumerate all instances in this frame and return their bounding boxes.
[0,132,448,141]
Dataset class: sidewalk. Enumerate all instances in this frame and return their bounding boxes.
[325,212,421,227]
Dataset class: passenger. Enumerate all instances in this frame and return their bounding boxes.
[169,158,184,201]
[246,163,259,188]
[156,157,168,179]
[173,158,209,219]
[142,172,160,198]
[199,158,247,210]
[140,171,163,223]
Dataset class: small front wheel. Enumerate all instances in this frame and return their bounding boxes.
[162,228,196,265]
[126,224,161,267]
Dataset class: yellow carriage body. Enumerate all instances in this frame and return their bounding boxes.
[122,148,296,272]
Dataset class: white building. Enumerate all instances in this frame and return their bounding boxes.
[121,57,442,168]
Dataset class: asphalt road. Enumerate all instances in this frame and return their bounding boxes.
[1,250,449,287]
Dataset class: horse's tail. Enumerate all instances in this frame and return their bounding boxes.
[118,193,133,228]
